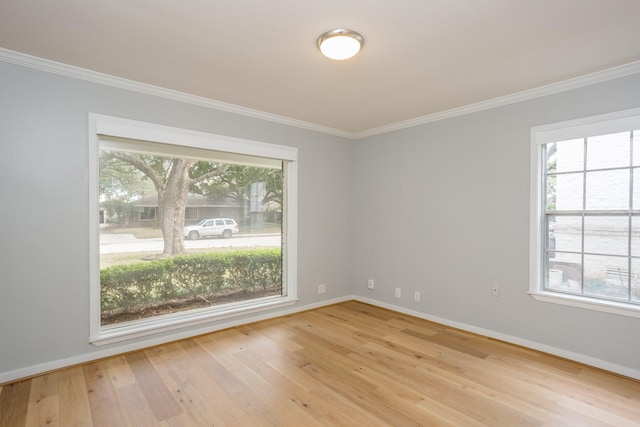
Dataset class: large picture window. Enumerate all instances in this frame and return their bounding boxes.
[530,108,640,317]
[89,114,298,344]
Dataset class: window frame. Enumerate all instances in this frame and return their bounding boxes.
[530,107,640,318]
[88,113,298,345]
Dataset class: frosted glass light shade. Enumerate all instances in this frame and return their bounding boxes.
[317,29,364,60]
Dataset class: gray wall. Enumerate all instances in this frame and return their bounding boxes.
[2,57,640,381]
[353,73,640,375]
[0,61,353,378]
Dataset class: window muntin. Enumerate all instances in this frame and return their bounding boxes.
[89,114,298,344]
[532,109,640,316]
[544,134,638,302]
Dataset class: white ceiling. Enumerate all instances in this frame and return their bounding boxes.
[1,0,640,136]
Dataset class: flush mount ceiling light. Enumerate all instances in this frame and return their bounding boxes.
[317,29,364,60]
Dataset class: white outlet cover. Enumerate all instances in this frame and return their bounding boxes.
[491,284,500,297]
[318,284,326,294]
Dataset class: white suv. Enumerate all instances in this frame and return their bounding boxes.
[183,218,239,240]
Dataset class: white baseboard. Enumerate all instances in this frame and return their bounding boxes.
[0,296,351,385]
[353,295,640,381]
[2,294,638,384]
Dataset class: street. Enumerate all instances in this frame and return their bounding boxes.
[100,233,281,254]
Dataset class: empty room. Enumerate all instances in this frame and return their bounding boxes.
[1,1,640,425]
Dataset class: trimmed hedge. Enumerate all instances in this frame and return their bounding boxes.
[100,248,282,313]
[227,251,282,292]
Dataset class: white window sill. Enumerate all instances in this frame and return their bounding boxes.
[90,295,298,346]
[529,290,640,319]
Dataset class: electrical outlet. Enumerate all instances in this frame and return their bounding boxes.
[368,279,375,289]
[414,291,420,302]
[395,287,401,298]
[491,283,500,297]
[318,284,326,294]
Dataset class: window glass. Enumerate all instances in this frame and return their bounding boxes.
[632,172,640,209]
[631,216,640,257]
[585,170,629,211]
[633,130,640,166]
[548,139,583,173]
[533,109,640,314]
[552,173,583,211]
[140,207,157,220]
[583,254,628,300]
[548,215,582,253]
[185,207,198,220]
[631,258,640,302]
[586,132,630,170]
[583,216,629,256]
[99,144,284,326]
[547,253,582,292]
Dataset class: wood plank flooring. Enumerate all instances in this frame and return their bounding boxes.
[1,301,639,426]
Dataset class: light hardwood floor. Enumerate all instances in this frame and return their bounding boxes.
[1,301,639,426]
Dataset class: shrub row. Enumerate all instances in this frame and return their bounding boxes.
[100,248,282,312]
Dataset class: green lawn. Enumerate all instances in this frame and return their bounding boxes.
[100,247,243,269]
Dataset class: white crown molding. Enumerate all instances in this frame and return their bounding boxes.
[0,48,354,139]
[355,60,640,139]
[2,47,640,140]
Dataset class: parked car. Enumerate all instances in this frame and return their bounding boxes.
[183,218,238,240]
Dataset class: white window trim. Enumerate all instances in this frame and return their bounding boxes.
[88,113,298,345]
[529,107,640,318]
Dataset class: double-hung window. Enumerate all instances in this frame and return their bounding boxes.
[530,107,640,317]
